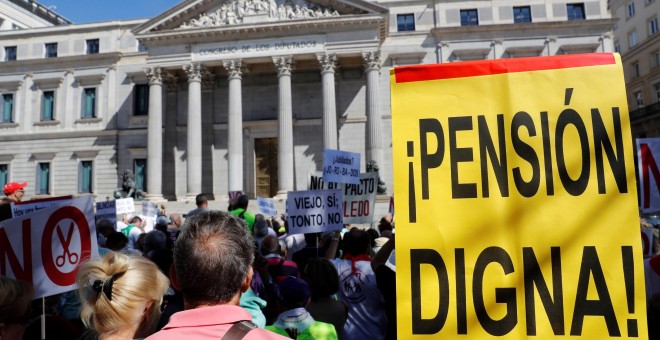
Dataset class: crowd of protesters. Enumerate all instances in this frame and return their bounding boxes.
[6,179,660,339]
[0,185,397,340]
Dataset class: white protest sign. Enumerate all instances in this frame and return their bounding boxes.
[286,189,343,235]
[257,197,277,216]
[142,200,159,219]
[95,200,117,225]
[0,195,98,299]
[115,198,135,215]
[10,195,74,218]
[309,172,378,224]
[322,149,360,185]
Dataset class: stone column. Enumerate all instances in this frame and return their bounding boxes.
[437,41,450,63]
[544,36,558,56]
[599,33,614,52]
[184,63,203,196]
[63,69,74,129]
[145,67,163,200]
[106,65,117,121]
[224,60,244,192]
[363,51,384,174]
[274,56,294,196]
[22,73,33,131]
[318,54,338,150]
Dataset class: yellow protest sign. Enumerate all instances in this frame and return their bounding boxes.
[390,54,646,339]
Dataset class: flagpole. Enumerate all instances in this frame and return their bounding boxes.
[41,297,46,340]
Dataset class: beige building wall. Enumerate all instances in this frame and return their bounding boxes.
[0,0,617,203]
[612,0,660,137]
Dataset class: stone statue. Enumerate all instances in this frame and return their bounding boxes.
[366,160,387,195]
[177,0,340,29]
[113,169,145,200]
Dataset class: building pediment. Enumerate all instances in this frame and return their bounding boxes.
[178,0,342,29]
[132,0,388,36]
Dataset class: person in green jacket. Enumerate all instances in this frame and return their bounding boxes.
[229,194,256,233]
[266,277,338,340]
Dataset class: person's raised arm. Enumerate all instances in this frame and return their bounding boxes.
[325,230,341,260]
[372,235,395,272]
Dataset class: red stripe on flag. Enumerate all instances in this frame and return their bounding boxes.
[393,53,616,83]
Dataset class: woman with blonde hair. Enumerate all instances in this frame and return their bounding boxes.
[77,251,169,339]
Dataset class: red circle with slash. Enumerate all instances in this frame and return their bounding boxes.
[41,206,92,286]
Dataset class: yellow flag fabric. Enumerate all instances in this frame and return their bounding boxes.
[390,53,646,339]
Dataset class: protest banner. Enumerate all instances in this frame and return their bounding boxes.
[257,196,277,216]
[95,200,117,225]
[322,148,361,184]
[390,54,646,338]
[115,197,135,215]
[0,195,97,298]
[10,195,74,218]
[142,200,159,219]
[309,171,378,224]
[637,138,660,213]
[286,189,343,235]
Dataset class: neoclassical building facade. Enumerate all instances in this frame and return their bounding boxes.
[0,0,615,201]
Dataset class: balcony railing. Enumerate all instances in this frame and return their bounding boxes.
[630,102,660,120]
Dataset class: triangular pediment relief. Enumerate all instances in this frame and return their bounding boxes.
[178,0,342,29]
[133,0,387,35]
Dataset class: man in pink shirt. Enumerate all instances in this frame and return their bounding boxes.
[148,211,288,340]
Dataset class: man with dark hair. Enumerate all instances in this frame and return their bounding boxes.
[261,235,300,283]
[265,277,338,339]
[96,219,115,248]
[122,215,144,254]
[229,194,256,233]
[186,193,210,218]
[148,211,287,339]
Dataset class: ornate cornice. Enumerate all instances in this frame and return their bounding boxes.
[137,15,387,45]
[223,60,244,79]
[362,51,381,72]
[318,54,337,74]
[273,56,293,77]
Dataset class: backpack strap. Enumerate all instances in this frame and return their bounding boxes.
[221,320,258,340]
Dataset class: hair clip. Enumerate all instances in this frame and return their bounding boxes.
[92,275,117,301]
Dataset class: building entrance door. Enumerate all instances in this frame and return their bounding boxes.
[255,138,278,197]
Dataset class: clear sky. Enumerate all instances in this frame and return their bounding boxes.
[37,0,184,24]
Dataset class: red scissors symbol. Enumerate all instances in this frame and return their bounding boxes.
[55,223,79,267]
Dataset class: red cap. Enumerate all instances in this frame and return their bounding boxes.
[4,182,27,195]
